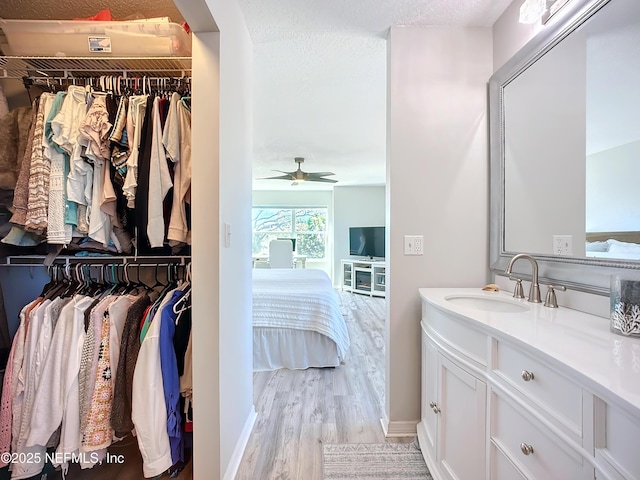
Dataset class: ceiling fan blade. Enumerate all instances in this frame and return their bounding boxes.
[260,158,338,184]
[260,174,295,180]
[307,172,335,177]
[306,176,338,183]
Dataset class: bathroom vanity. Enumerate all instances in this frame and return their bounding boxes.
[418,288,640,480]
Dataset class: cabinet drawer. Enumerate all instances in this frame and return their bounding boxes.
[491,391,586,480]
[423,303,488,367]
[493,340,582,439]
[490,443,526,480]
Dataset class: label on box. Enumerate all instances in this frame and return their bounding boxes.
[88,36,112,53]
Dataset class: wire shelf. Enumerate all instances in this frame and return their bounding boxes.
[0,55,191,79]
[1,255,191,266]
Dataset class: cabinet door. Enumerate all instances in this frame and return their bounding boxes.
[342,262,352,289]
[422,327,439,456]
[439,354,487,480]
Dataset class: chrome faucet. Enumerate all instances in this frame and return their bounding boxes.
[505,254,541,303]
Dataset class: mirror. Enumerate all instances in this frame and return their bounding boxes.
[490,0,640,295]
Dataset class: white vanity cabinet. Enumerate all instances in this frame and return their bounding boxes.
[418,288,640,480]
[421,326,487,480]
[595,400,640,480]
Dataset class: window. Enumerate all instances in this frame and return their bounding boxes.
[252,207,328,259]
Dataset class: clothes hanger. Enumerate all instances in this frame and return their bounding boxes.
[173,263,192,320]
[42,265,65,300]
[60,263,81,298]
[39,265,56,297]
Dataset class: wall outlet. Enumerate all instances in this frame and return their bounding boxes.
[553,235,572,255]
[404,235,424,255]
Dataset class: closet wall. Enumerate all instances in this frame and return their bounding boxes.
[0,0,255,478]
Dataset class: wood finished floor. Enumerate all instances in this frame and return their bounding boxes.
[236,290,403,480]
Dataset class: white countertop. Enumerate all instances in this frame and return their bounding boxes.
[419,287,640,416]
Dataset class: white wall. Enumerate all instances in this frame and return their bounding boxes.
[333,186,386,286]
[177,1,255,479]
[252,190,333,275]
[587,140,640,232]
[386,26,492,434]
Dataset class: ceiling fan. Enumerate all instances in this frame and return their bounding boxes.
[261,157,338,185]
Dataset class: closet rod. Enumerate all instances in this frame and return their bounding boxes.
[2,255,190,267]
[24,75,191,94]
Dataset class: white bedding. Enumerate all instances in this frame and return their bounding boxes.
[252,269,350,370]
[586,238,640,260]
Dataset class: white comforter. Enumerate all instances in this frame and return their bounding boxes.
[252,269,350,360]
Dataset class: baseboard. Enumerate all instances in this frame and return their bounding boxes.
[379,417,418,438]
[222,407,258,480]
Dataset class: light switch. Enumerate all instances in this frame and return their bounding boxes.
[404,235,424,255]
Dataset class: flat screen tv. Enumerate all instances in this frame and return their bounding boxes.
[277,237,296,251]
[349,226,385,259]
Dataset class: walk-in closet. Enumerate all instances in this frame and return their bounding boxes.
[0,3,199,478]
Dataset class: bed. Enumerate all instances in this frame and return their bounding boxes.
[252,268,350,371]
[585,232,640,260]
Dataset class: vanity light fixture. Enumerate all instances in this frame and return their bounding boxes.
[519,0,546,24]
[519,0,573,25]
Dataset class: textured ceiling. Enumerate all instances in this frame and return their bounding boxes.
[239,0,514,190]
[0,0,184,23]
[0,0,513,191]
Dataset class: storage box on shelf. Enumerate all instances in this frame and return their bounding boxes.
[341,258,385,297]
[0,18,191,57]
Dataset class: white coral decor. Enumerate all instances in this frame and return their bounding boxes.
[611,301,640,336]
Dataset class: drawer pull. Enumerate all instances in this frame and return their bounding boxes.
[521,370,535,382]
[520,443,534,455]
[430,402,441,414]
[429,401,436,409]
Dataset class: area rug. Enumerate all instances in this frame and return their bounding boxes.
[322,442,433,479]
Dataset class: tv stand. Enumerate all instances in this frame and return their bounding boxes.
[341,258,386,298]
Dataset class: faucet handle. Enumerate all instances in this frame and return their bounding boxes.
[509,276,525,299]
[543,284,566,308]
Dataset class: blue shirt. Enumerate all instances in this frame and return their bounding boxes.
[159,289,186,465]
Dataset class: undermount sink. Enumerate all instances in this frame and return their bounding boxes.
[444,294,530,313]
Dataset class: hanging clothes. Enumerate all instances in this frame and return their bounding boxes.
[0,105,33,191]
[147,97,173,248]
[122,95,148,209]
[24,92,56,235]
[2,77,191,255]
[131,287,177,478]
[45,91,73,245]
[25,295,93,475]
[111,293,151,437]
[163,93,192,247]
[9,98,39,228]
[1,262,192,479]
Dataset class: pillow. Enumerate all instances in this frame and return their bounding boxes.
[607,239,640,254]
[585,241,610,252]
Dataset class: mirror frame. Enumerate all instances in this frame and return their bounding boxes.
[489,0,637,296]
